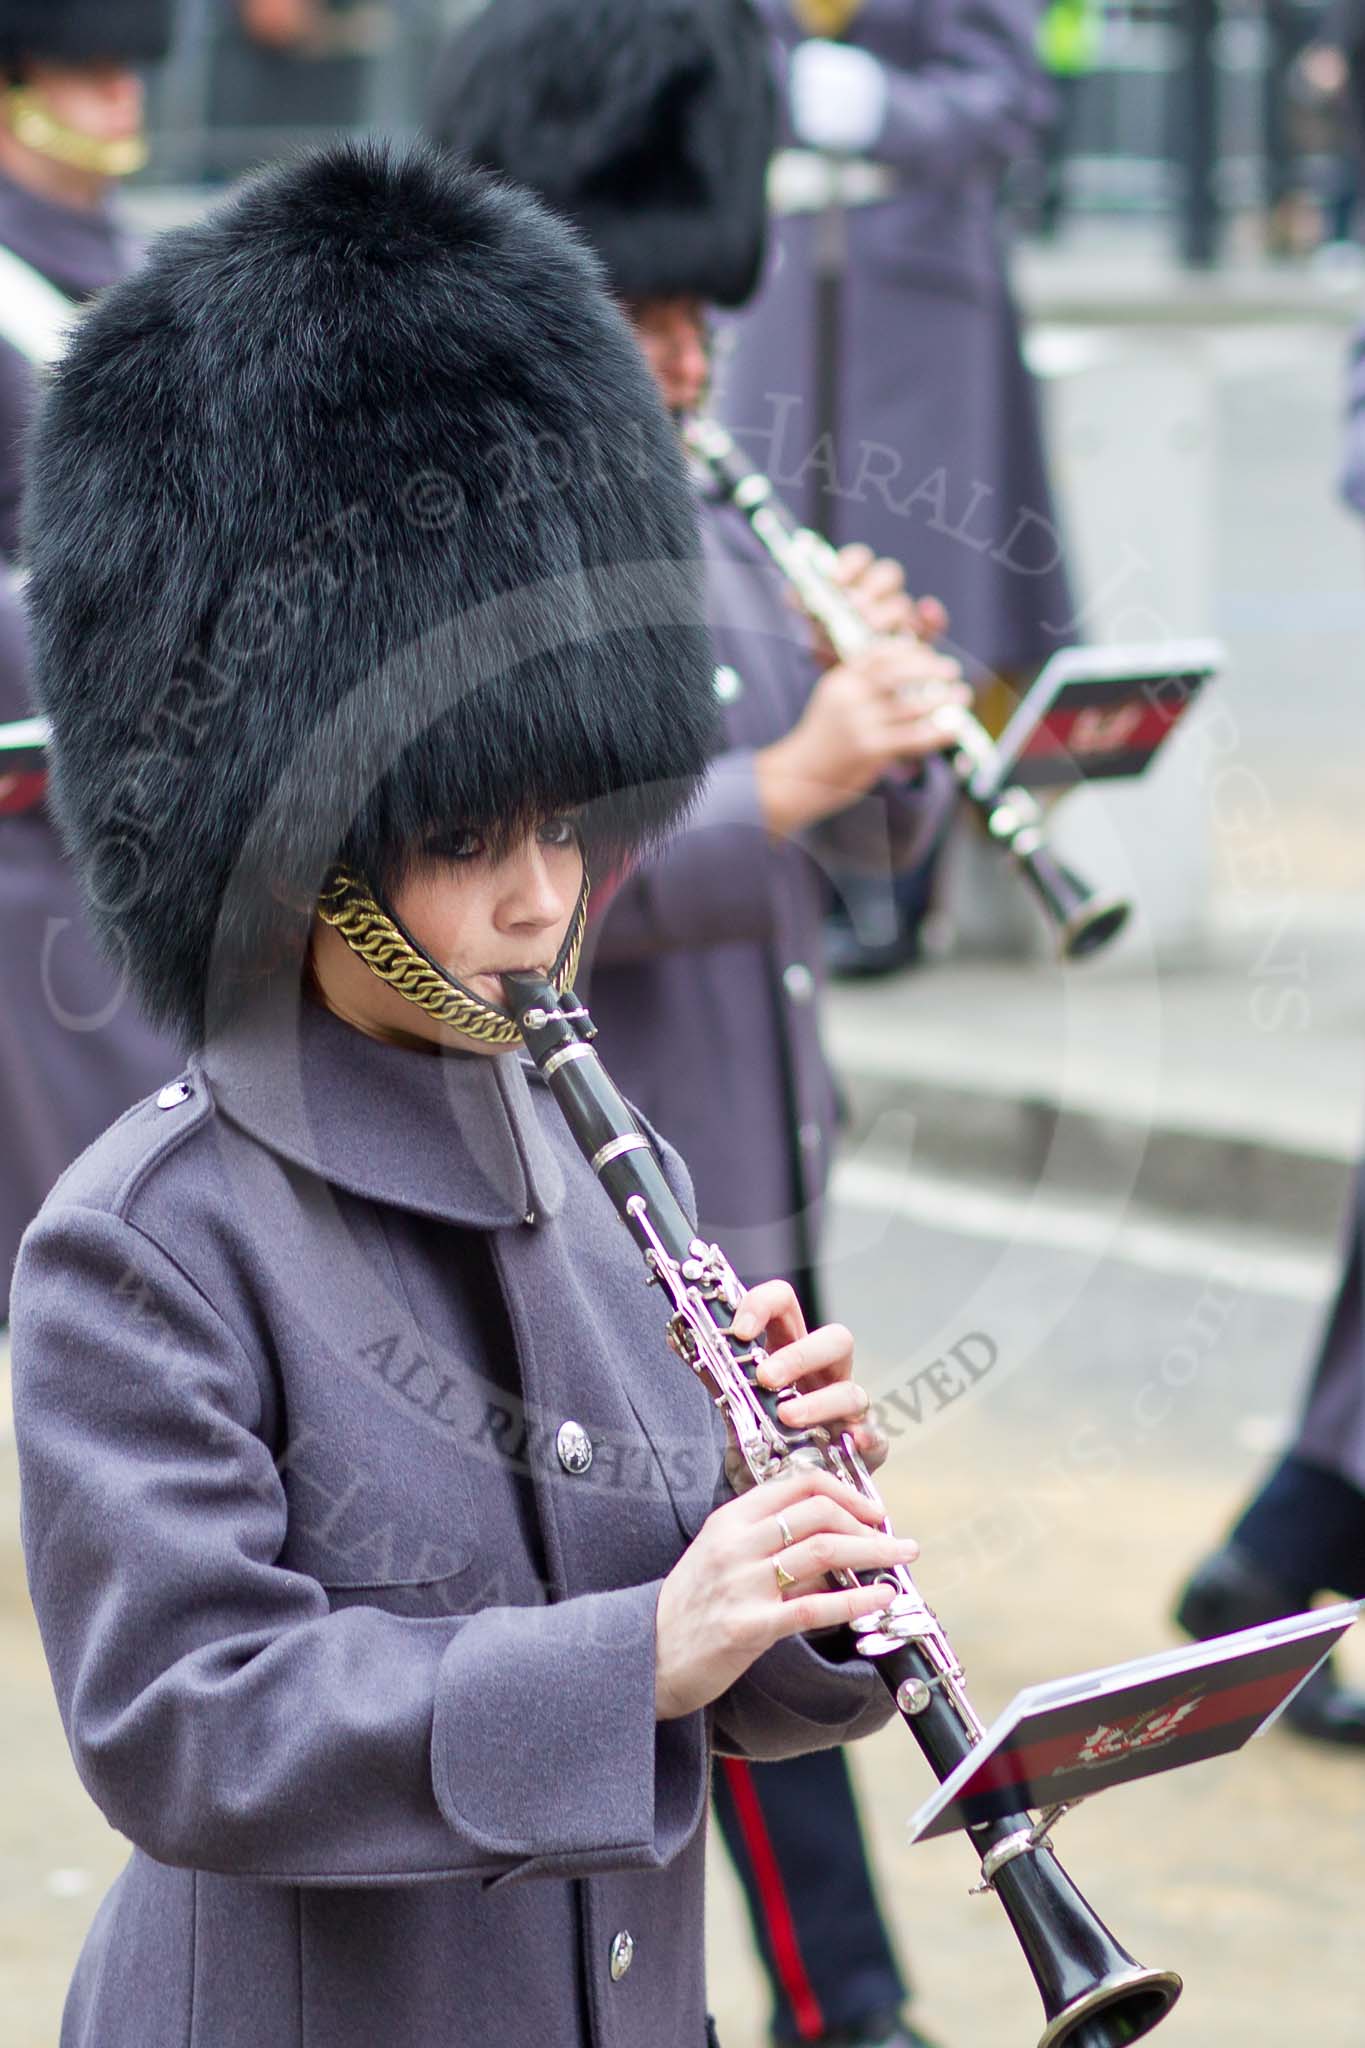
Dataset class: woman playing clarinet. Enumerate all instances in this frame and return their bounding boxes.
[9,143,913,2048]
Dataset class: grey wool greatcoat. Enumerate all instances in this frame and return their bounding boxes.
[10,995,895,2048]
[1302,350,1365,1489]
[1341,317,1365,518]
[1296,1163,1365,1494]
[583,486,953,1299]
[0,170,180,1323]
[716,0,1075,679]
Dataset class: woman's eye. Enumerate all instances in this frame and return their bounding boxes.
[538,816,577,848]
[427,829,485,862]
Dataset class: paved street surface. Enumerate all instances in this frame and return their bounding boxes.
[4,1170,1363,2046]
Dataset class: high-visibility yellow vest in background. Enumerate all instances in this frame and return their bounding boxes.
[1039,0,1102,77]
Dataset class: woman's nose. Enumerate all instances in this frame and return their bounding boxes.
[675,323,708,392]
[496,846,575,932]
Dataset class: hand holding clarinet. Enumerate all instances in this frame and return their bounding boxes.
[652,1279,914,1721]
[754,540,971,838]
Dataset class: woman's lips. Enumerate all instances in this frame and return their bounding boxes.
[467,968,548,1002]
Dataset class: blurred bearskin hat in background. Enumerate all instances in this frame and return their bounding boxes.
[427,0,776,309]
[23,142,717,1041]
[0,0,176,67]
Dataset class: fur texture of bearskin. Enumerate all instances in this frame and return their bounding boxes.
[24,141,717,1042]
[426,0,775,308]
[0,0,174,66]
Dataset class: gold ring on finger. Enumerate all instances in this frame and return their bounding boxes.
[776,1513,795,1548]
[773,1556,798,1594]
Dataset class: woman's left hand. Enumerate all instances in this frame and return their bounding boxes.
[732,1280,889,1473]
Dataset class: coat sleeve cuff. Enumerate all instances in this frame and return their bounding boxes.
[711,1632,896,1762]
[431,1580,706,1877]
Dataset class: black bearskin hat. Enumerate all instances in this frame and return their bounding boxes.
[0,1,175,67]
[24,142,717,1042]
[426,0,776,309]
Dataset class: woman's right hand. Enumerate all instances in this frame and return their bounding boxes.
[653,1468,920,1720]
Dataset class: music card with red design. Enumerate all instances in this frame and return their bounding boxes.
[906,1604,1360,1844]
[984,641,1223,794]
[0,715,48,818]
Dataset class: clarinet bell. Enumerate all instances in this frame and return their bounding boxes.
[989,1844,1182,2048]
[1012,840,1132,962]
[1058,890,1131,962]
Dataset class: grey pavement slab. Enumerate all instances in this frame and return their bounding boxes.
[826,908,1365,1241]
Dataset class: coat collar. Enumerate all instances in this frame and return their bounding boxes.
[197,994,566,1229]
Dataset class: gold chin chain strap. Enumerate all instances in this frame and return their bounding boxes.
[316,865,589,1050]
[3,86,149,179]
[791,0,865,36]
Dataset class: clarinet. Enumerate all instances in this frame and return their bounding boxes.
[506,971,1181,2048]
[682,416,1131,963]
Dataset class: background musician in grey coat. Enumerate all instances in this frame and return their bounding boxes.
[716,0,1074,971]
[1174,1161,1365,1745]
[12,142,907,2048]
[1173,331,1365,1746]
[0,0,178,1324]
[719,0,1073,688]
[428,6,963,2042]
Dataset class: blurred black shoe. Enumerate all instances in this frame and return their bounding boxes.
[1281,1661,1365,1744]
[824,916,922,980]
[1175,1544,1365,1748]
[824,856,934,981]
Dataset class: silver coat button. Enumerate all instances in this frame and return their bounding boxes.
[797,1121,821,1152]
[156,1081,191,1109]
[556,1421,593,1475]
[523,1210,536,1228]
[713,664,743,704]
[782,962,815,1004]
[609,1930,635,1982]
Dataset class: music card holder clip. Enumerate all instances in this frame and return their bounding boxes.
[978,640,1224,799]
[906,1603,1362,1850]
[0,714,49,818]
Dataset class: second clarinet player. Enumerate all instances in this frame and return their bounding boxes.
[429,9,968,2042]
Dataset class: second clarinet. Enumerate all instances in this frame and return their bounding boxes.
[683,416,1130,962]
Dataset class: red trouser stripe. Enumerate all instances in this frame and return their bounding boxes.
[720,1758,826,2040]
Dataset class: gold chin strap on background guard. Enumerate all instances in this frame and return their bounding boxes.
[791,0,866,36]
[316,865,589,1050]
[2,86,149,178]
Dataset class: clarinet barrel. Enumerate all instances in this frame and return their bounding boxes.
[506,973,1181,2048]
